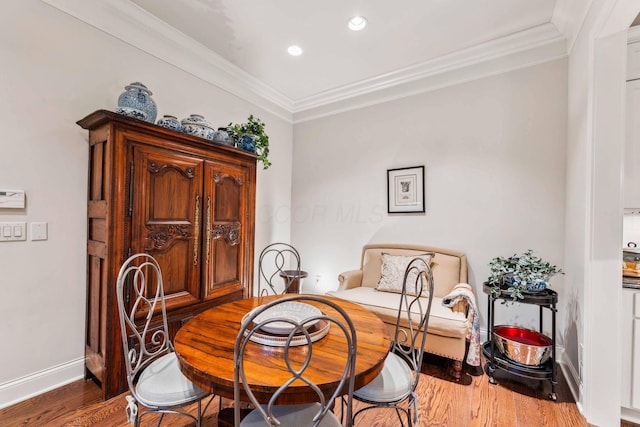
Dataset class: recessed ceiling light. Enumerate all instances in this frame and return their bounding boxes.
[348,16,367,31]
[287,45,303,56]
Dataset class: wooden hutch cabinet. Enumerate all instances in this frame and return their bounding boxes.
[77,110,256,399]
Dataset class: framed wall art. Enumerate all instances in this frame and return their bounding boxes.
[387,166,425,214]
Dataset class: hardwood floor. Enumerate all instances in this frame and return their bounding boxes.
[0,354,604,427]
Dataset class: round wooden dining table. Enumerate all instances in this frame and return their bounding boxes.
[174,294,391,405]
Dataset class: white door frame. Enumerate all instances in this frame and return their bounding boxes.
[585,1,640,425]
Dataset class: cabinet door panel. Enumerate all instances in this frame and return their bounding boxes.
[203,161,249,298]
[131,144,203,309]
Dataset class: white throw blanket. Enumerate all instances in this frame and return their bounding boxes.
[442,282,481,367]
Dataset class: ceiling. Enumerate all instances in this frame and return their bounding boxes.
[129,0,558,103]
[43,0,578,119]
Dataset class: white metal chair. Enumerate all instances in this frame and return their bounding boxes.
[234,295,357,426]
[351,257,435,427]
[257,243,303,295]
[116,253,212,426]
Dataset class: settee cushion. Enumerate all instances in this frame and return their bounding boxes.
[326,287,469,339]
[376,252,433,296]
[360,247,462,298]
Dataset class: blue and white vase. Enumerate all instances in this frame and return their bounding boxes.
[525,279,548,293]
[156,115,182,132]
[502,274,548,293]
[237,133,257,152]
[212,128,233,146]
[116,82,157,123]
[181,114,216,140]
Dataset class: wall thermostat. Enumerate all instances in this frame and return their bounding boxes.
[0,190,25,209]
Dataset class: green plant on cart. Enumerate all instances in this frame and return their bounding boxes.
[487,249,563,301]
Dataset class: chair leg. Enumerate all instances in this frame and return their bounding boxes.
[199,395,221,426]
[451,360,463,380]
[125,395,139,427]
[394,407,408,427]
[339,396,352,427]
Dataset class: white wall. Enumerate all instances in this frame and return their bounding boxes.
[0,0,293,407]
[291,59,568,334]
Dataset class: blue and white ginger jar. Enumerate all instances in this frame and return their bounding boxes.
[237,133,257,152]
[181,114,216,140]
[156,115,183,132]
[116,82,157,123]
[212,128,233,146]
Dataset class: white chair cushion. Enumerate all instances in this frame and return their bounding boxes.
[135,352,208,407]
[354,352,412,402]
[240,403,342,427]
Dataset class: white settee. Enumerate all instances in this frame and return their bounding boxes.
[327,243,473,378]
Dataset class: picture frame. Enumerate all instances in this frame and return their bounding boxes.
[387,166,425,214]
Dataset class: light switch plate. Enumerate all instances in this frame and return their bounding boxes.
[0,222,26,241]
[30,222,47,241]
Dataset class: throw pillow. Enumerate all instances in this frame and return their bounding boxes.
[375,253,433,296]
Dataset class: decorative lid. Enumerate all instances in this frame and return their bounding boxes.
[124,82,152,95]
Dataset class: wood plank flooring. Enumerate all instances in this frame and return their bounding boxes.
[0,354,609,426]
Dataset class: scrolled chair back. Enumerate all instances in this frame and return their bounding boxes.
[234,295,357,427]
[394,256,435,351]
[258,243,302,295]
[352,256,435,427]
[116,253,171,385]
[395,256,435,424]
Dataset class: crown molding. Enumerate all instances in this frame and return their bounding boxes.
[551,0,593,54]
[40,0,294,122]
[42,1,567,123]
[293,23,565,115]
[629,25,640,43]
[294,51,568,123]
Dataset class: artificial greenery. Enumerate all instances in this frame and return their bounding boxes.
[487,249,563,301]
[227,115,271,169]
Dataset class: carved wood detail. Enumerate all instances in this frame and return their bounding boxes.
[213,172,243,185]
[212,223,241,246]
[145,224,192,251]
[148,161,195,178]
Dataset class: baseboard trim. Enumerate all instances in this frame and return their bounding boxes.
[622,407,640,424]
[0,358,85,410]
[559,350,584,412]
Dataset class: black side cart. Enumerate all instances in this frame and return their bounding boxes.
[482,283,558,401]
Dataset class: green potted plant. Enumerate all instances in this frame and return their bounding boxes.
[487,249,563,301]
[227,114,271,169]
